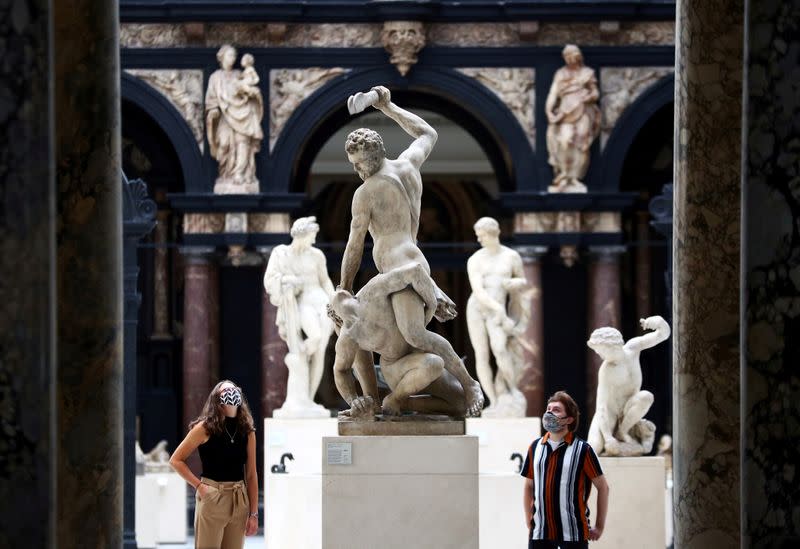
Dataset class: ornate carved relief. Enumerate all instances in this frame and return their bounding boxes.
[514,212,621,234]
[269,68,348,150]
[458,68,535,147]
[428,23,520,46]
[120,24,188,47]
[205,23,382,47]
[600,67,674,147]
[381,21,427,76]
[534,22,674,45]
[183,213,225,234]
[126,69,205,151]
[249,213,291,233]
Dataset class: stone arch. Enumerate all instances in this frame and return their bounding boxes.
[121,72,204,192]
[268,66,537,194]
[600,73,675,192]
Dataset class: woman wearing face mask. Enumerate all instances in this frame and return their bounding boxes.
[170,380,259,548]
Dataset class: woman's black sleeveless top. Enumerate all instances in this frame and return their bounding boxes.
[198,417,248,481]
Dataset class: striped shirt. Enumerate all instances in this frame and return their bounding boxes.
[520,431,604,542]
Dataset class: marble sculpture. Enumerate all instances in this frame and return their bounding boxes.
[264,216,334,418]
[587,315,671,456]
[466,217,533,417]
[329,86,484,419]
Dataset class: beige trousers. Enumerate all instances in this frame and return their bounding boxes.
[194,477,249,549]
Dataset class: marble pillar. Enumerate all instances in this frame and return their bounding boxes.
[586,246,624,418]
[54,0,124,544]
[260,248,289,418]
[516,246,547,417]
[0,0,56,545]
[182,247,219,471]
[673,0,743,546]
[153,201,171,338]
[635,211,652,322]
[742,1,800,545]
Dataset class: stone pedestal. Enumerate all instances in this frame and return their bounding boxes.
[135,476,158,549]
[264,418,337,549]
[465,417,541,473]
[480,473,528,549]
[587,457,666,549]
[322,436,479,549]
[135,471,187,547]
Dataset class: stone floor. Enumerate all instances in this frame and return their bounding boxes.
[158,535,264,548]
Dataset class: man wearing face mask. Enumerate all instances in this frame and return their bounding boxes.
[521,391,609,548]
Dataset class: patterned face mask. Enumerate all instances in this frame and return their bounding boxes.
[219,387,242,407]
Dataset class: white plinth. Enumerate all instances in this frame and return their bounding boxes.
[264,418,338,549]
[465,417,540,473]
[135,471,187,547]
[480,473,528,549]
[588,456,666,549]
[322,436,479,549]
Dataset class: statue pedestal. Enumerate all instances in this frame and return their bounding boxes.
[466,417,540,548]
[134,471,186,547]
[321,435,479,549]
[588,456,666,549]
[264,418,338,549]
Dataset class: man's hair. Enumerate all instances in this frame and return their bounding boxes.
[547,390,580,432]
[216,44,236,64]
[588,327,624,347]
[345,128,386,158]
[290,216,319,238]
[473,217,500,235]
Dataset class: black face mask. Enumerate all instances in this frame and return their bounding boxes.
[219,387,242,407]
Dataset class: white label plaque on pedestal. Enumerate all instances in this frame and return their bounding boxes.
[322,435,479,549]
[326,442,352,465]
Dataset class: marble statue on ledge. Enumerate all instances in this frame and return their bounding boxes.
[205,44,264,194]
[587,315,671,456]
[545,44,601,193]
[264,216,334,418]
[466,217,534,417]
[329,86,484,423]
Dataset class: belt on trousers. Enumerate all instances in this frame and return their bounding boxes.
[200,477,248,515]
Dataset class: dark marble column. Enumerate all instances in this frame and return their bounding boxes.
[516,246,548,417]
[742,1,800,545]
[586,246,624,418]
[182,247,219,472]
[0,0,56,545]
[635,211,652,322]
[54,0,124,545]
[673,0,743,546]
[152,199,171,338]
[259,248,289,418]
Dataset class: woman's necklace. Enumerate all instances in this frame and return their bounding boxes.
[224,422,237,444]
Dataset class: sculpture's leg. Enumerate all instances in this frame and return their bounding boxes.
[403,369,467,416]
[300,306,327,400]
[353,349,380,410]
[381,353,444,416]
[232,134,250,181]
[587,414,605,455]
[616,390,654,441]
[466,300,495,404]
[487,322,516,397]
[391,288,484,417]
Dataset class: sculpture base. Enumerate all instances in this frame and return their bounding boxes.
[322,435,478,549]
[588,457,666,549]
[338,414,465,436]
[135,471,187,548]
[213,181,258,194]
[272,401,331,419]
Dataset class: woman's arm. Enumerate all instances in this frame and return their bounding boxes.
[245,431,259,535]
[169,422,209,495]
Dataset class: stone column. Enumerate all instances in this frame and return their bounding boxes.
[182,248,219,471]
[259,247,289,418]
[635,211,652,321]
[54,0,124,545]
[673,0,743,546]
[586,246,624,418]
[741,1,800,545]
[516,246,548,417]
[0,0,56,545]
[153,194,171,338]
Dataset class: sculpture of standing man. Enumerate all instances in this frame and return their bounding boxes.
[466,218,533,416]
[205,44,264,194]
[264,217,334,418]
[333,86,484,419]
[587,316,671,456]
[545,44,601,193]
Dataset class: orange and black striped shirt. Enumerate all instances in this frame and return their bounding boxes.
[520,431,604,542]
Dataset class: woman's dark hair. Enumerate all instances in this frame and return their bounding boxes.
[189,379,255,436]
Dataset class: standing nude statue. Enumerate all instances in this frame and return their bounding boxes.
[587,316,671,456]
[466,217,533,416]
[338,85,484,418]
[264,216,334,418]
